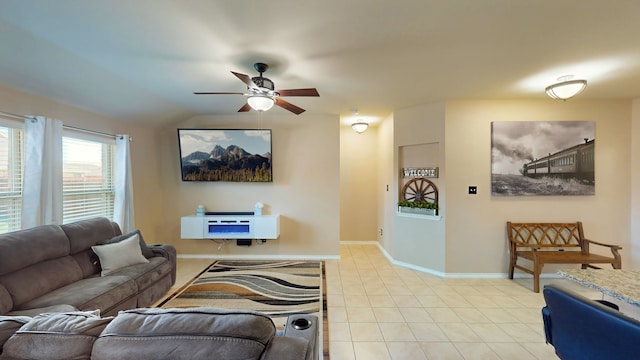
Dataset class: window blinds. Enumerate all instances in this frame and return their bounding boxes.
[62,136,115,224]
[0,126,24,233]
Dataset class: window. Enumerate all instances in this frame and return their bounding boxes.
[0,124,24,233]
[62,135,115,224]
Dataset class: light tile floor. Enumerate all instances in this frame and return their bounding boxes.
[324,243,603,360]
[161,244,620,360]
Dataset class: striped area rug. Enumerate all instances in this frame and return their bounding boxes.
[161,260,322,326]
[159,260,327,353]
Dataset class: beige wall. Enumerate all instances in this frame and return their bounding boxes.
[5,83,637,273]
[444,100,632,274]
[340,125,379,241]
[155,113,340,258]
[378,114,394,250]
[390,103,447,272]
[380,99,634,275]
[2,85,340,258]
[0,85,165,241]
[632,99,640,266]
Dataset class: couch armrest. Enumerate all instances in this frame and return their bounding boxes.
[281,314,318,360]
[148,244,177,285]
[260,336,310,360]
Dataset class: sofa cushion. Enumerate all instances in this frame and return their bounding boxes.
[7,304,78,317]
[60,217,121,255]
[103,230,154,258]
[1,311,112,360]
[91,234,149,276]
[0,224,69,276]
[17,276,137,313]
[0,256,83,308]
[0,316,31,352]
[91,308,276,360]
[0,285,12,315]
[72,248,102,278]
[135,275,173,308]
[106,257,172,292]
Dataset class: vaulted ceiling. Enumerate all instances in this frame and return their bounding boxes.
[1,1,639,126]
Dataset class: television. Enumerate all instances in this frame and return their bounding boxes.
[177,129,272,182]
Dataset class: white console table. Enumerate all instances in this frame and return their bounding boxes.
[181,214,280,240]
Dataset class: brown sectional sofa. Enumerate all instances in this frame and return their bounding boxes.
[0,308,318,360]
[0,219,319,359]
[0,217,176,317]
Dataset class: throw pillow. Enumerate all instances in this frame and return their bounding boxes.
[1,311,112,360]
[91,233,149,276]
[102,229,154,258]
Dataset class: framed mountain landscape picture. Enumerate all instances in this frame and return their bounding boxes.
[178,129,272,182]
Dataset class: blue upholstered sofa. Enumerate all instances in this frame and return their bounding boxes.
[542,284,640,360]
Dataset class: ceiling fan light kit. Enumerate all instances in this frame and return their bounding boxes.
[247,95,275,111]
[545,76,587,100]
[194,62,319,115]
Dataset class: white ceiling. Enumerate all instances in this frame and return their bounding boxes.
[1,1,639,126]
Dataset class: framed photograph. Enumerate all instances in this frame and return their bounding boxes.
[178,129,272,182]
[491,121,594,195]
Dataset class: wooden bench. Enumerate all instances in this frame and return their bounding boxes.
[507,221,622,293]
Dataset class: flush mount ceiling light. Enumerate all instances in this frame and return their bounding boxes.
[247,95,275,111]
[352,121,369,134]
[545,75,587,100]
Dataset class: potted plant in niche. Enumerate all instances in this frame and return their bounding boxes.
[398,200,438,216]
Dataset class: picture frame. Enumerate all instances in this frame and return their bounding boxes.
[491,121,595,196]
[177,129,272,182]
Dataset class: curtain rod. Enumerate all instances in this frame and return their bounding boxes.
[0,110,123,139]
[62,125,120,139]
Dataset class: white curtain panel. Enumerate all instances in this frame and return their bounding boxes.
[114,134,135,233]
[21,116,63,228]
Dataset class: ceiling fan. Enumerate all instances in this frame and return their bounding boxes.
[194,62,320,115]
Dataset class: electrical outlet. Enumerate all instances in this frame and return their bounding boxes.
[379,228,383,236]
[468,186,477,195]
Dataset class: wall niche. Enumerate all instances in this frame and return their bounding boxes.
[398,142,441,219]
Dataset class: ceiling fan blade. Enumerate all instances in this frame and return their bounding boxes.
[194,92,244,95]
[238,103,252,112]
[231,71,260,91]
[275,98,305,115]
[277,88,319,97]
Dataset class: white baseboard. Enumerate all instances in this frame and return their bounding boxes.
[340,240,563,279]
[179,241,564,279]
[178,254,340,261]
